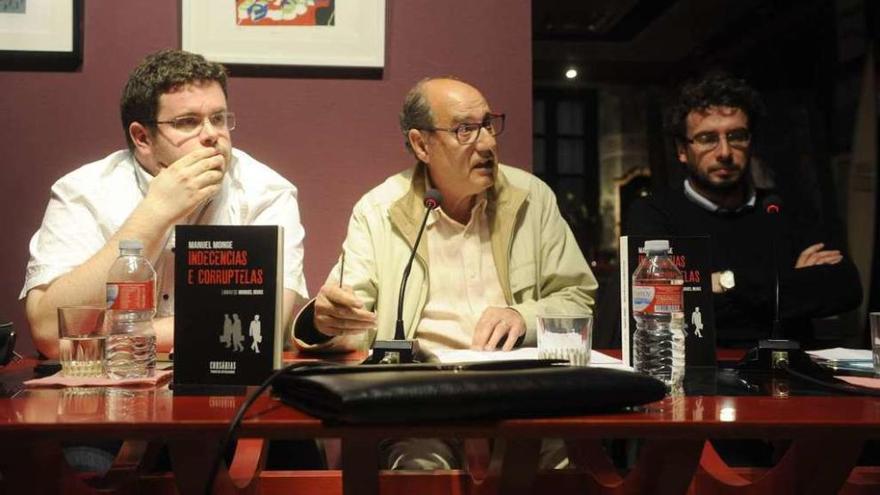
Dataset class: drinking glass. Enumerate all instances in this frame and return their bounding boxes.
[58,306,107,377]
[537,314,593,366]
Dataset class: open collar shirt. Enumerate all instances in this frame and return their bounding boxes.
[417,189,507,355]
[21,149,308,316]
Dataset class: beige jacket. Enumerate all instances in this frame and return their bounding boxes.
[294,163,598,352]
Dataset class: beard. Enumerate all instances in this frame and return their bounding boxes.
[687,159,749,193]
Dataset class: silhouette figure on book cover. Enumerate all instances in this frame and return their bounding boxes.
[220,314,233,348]
[691,307,704,339]
[249,314,262,353]
[232,313,244,352]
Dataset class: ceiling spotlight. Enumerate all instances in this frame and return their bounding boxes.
[565,68,578,79]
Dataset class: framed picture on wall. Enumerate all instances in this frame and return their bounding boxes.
[0,0,83,71]
[181,0,385,70]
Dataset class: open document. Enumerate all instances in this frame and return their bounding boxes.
[431,347,633,371]
[807,347,874,372]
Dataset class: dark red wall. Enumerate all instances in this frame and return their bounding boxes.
[0,1,532,355]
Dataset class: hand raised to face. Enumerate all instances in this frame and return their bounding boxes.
[142,147,226,224]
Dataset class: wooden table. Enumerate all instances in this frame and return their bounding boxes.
[1,353,879,495]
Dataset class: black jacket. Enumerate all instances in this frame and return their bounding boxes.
[624,186,862,347]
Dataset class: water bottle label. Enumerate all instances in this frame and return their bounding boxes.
[107,282,155,311]
[632,284,682,313]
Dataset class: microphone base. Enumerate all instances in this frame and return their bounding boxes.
[363,339,420,365]
[736,339,804,372]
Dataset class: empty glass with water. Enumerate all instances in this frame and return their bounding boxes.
[537,314,593,366]
[58,306,107,377]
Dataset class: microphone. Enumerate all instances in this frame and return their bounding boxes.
[364,189,443,364]
[423,189,442,211]
[738,193,805,372]
[763,194,782,215]
[762,195,783,338]
[396,189,443,340]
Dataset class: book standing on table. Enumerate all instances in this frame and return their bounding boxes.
[173,225,283,392]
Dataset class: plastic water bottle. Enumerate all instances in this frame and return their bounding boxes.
[632,239,685,390]
[105,239,157,379]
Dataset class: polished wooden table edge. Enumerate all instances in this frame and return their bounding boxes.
[4,350,880,495]
[5,356,880,438]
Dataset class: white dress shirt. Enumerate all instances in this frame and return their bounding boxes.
[21,149,308,315]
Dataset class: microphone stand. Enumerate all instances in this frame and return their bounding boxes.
[362,190,441,364]
[362,209,428,364]
[737,197,804,372]
[767,200,783,340]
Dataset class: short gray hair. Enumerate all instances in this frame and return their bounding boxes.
[399,78,435,155]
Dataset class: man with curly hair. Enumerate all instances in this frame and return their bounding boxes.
[22,49,308,358]
[625,72,861,347]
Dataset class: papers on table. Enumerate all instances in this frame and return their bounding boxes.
[837,375,880,389]
[432,347,538,363]
[807,347,873,362]
[807,347,875,372]
[431,347,632,371]
[24,369,173,388]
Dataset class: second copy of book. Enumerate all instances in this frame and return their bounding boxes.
[174,225,283,392]
[619,235,716,368]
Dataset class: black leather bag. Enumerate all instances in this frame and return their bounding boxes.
[272,361,666,424]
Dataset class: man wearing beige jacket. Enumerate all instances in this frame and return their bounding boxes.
[293,77,597,470]
[295,77,596,357]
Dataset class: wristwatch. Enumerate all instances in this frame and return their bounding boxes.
[719,270,736,293]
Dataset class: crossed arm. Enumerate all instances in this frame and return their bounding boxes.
[711,242,845,293]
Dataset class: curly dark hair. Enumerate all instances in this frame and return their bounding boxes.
[120,49,228,150]
[667,71,765,143]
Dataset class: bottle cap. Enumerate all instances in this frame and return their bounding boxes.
[643,239,670,253]
[119,239,144,251]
